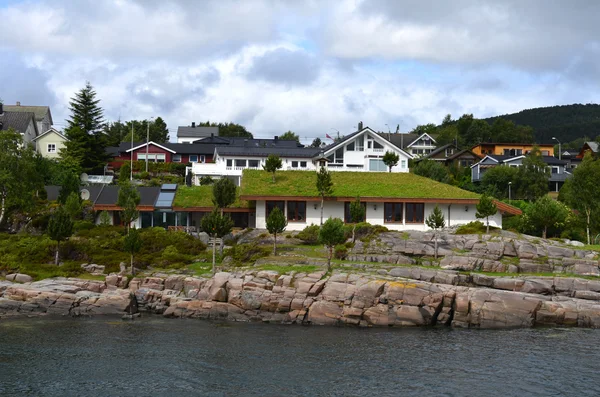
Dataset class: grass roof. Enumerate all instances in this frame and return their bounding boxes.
[240,169,480,200]
[173,185,251,208]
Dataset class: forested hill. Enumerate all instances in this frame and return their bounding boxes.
[484,104,600,143]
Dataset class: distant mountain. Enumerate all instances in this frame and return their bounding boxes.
[484,104,600,144]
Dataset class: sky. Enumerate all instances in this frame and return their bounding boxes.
[1,0,599,144]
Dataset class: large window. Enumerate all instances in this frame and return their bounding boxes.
[287,201,306,222]
[291,161,299,168]
[346,141,355,151]
[384,203,403,223]
[173,154,182,162]
[47,143,56,153]
[226,159,233,167]
[405,203,424,223]
[137,153,166,162]
[266,201,285,218]
[369,159,387,171]
[235,159,247,168]
[249,159,260,168]
[344,201,366,223]
[189,155,198,163]
[335,148,344,163]
[356,138,364,151]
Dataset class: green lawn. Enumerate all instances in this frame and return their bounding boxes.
[174,186,251,208]
[240,169,480,199]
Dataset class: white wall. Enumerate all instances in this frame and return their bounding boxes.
[254,200,502,231]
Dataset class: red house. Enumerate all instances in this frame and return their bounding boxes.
[108,141,217,169]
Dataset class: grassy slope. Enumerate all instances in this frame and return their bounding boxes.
[240,169,480,199]
[174,186,251,208]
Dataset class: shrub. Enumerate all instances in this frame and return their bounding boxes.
[73,220,95,233]
[200,176,214,185]
[227,243,271,264]
[160,245,191,268]
[334,244,348,259]
[296,224,320,244]
[455,221,496,235]
[343,222,388,241]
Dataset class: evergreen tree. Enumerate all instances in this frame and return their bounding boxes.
[316,166,333,225]
[123,227,142,275]
[67,82,104,134]
[517,146,550,201]
[263,154,282,183]
[526,196,569,239]
[99,210,111,226]
[425,205,445,258]
[201,209,234,274]
[47,206,73,266]
[279,130,300,143]
[382,151,400,172]
[349,196,365,243]
[64,192,82,220]
[412,159,450,183]
[318,217,346,272]
[117,180,140,231]
[476,194,498,233]
[212,178,236,215]
[266,206,287,255]
[310,137,323,148]
[58,173,81,204]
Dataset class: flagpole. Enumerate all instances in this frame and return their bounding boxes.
[130,123,133,181]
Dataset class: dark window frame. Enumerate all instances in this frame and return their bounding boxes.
[405,203,425,224]
[344,202,367,223]
[266,200,285,218]
[287,201,306,222]
[384,202,403,223]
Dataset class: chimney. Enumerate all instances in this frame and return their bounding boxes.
[191,122,196,128]
[358,121,363,130]
[0,102,3,115]
[274,136,279,142]
[16,101,20,106]
[210,133,214,138]
[244,139,248,146]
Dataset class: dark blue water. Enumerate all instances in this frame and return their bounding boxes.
[0,317,599,396]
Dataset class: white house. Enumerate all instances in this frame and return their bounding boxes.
[239,170,520,232]
[176,123,219,143]
[190,125,413,185]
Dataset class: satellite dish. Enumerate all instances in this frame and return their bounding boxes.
[80,173,89,183]
[80,189,90,201]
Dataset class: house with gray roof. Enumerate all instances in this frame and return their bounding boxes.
[3,102,53,135]
[0,103,39,144]
[176,122,219,143]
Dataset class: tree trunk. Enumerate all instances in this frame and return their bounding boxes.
[389,166,392,173]
[272,172,275,183]
[327,246,332,273]
[212,236,216,275]
[320,197,324,225]
[586,209,591,245]
[486,216,490,234]
[0,193,6,226]
[542,227,547,240]
[55,240,60,266]
[273,233,277,255]
[352,224,356,244]
[434,232,438,259]
[131,253,135,276]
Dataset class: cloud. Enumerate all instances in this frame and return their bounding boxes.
[0,50,57,107]
[245,48,321,86]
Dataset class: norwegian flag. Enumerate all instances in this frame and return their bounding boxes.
[325,133,334,140]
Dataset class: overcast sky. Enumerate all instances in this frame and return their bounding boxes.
[1,0,599,143]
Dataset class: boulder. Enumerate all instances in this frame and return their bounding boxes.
[5,274,33,283]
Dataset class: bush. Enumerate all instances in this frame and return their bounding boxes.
[334,244,348,259]
[160,245,191,268]
[200,176,214,185]
[343,222,388,241]
[226,243,271,264]
[296,224,320,244]
[455,221,496,235]
[73,220,95,233]
[502,215,522,232]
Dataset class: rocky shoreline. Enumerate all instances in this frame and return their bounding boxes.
[2,231,600,329]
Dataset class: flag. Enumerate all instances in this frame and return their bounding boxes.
[326,133,333,140]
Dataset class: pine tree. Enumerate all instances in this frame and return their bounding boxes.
[47,207,73,266]
[266,206,287,255]
[349,196,365,243]
[67,82,104,134]
[476,194,498,234]
[316,166,333,225]
[201,209,234,274]
[425,205,445,258]
[263,154,282,182]
[117,180,140,231]
[58,173,81,204]
[212,178,236,216]
[123,227,142,275]
[318,217,346,272]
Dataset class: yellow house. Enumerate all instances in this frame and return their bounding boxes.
[471,143,554,158]
[32,128,68,159]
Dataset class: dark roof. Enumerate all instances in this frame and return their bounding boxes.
[418,143,457,160]
[377,133,419,149]
[446,148,481,161]
[44,186,103,202]
[108,141,217,155]
[0,111,37,135]
[177,126,219,138]
[486,154,568,166]
[3,105,52,123]
[215,146,321,158]
[45,185,161,207]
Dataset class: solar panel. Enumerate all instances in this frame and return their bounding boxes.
[155,192,175,208]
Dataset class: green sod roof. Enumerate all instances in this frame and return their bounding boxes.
[240,169,480,200]
[173,186,251,208]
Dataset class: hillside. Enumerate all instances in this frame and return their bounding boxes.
[484,104,600,144]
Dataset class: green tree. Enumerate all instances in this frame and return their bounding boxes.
[425,205,445,258]
[441,114,454,127]
[480,166,519,199]
[318,217,346,272]
[316,166,333,225]
[47,206,74,266]
[310,137,322,148]
[266,206,287,255]
[212,178,236,215]
[64,192,82,220]
[464,119,491,147]
[412,159,450,183]
[0,129,42,226]
[99,210,111,226]
[349,196,365,243]
[58,173,81,204]
[517,147,549,201]
[198,121,253,138]
[562,153,600,244]
[435,124,462,147]
[526,196,569,239]
[61,82,109,173]
[201,209,234,274]
[263,154,283,183]
[382,151,400,172]
[410,123,438,135]
[279,130,300,143]
[117,180,140,231]
[476,194,498,233]
[123,227,142,275]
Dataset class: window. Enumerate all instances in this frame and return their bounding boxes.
[356,138,364,151]
[47,143,56,153]
[445,148,454,157]
[346,141,355,151]
[137,153,166,162]
[405,203,424,223]
[542,150,550,156]
[156,154,166,163]
[335,148,344,163]
[235,159,246,167]
[287,201,306,222]
[226,159,233,167]
[401,160,407,168]
[200,155,206,163]
[300,161,307,168]
[266,201,285,218]
[344,201,366,223]
[173,154,182,162]
[291,161,299,168]
[249,159,260,168]
[369,159,387,171]
[189,155,198,163]
[384,203,403,223]
[552,167,559,174]
[373,141,383,149]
